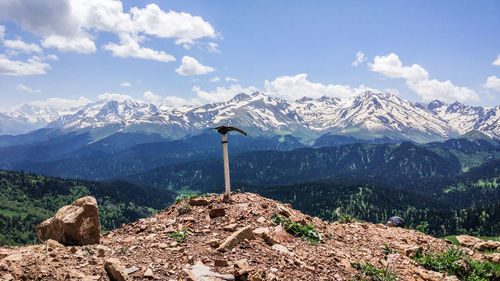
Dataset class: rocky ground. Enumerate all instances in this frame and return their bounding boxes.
[0,192,499,280]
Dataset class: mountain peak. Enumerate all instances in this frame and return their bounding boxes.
[230,92,251,102]
[427,100,446,111]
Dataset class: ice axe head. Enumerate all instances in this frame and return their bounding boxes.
[213,126,247,136]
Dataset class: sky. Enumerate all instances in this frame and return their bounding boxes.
[0,0,500,112]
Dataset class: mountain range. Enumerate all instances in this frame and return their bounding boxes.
[1,91,499,144]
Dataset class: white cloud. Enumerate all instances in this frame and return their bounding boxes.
[0,54,51,75]
[370,53,428,81]
[264,73,378,100]
[484,75,500,92]
[16,96,92,112]
[210,76,220,82]
[225,76,239,82]
[130,4,217,46]
[45,54,58,61]
[42,34,96,53]
[352,51,366,66]
[17,84,42,93]
[192,84,259,103]
[175,56,215,76]
[104,33,175,62]
[407,79,478,103]
[370,53,478,103]
[207,42,220,53]
[493,54,500,66]
[0,0,218,57]
[97,92,140,102]
[383,88,400,96]
[120,82,131,87]
[143,90,195,106]
[3,39,42,53]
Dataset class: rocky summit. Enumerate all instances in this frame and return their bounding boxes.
[0,193,498,280]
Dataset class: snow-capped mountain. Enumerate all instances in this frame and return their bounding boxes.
[1,91,499,142]
[47,99,159,129]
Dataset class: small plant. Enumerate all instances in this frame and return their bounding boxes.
[177,203,192,215]
[382,244,397,261]
[351,262,398,281]
[117,247,128,255]
[271,212,321,244]
[414,246,500,280]
[167,228,188,243]
[335,207,360,223]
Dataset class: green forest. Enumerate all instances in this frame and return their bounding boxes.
[0,171,174,245]
[241,180,500,237]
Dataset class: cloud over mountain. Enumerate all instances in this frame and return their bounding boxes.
[370,53,479,103]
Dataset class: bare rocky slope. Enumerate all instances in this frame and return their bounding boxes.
[0,193,498,280]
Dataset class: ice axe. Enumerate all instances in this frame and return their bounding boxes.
[213,126,247,200]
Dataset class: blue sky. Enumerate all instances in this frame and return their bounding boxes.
[0,0,499,111]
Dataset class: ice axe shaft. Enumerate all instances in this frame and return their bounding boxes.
[213,126,247,198]
[221,134,230,195]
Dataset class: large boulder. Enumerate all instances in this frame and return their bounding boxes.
[37,196,101,245]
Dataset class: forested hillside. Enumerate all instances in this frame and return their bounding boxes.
[0,171,175,245]
[241,181,500,237]
[124,141,499,194]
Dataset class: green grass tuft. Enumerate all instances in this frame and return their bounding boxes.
[167,228,188,243]
[351,262,398,281]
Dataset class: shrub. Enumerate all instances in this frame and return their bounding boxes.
[271,212,321,244]
[177,203,192,215]
[335,208,360,223]
[414,246,500,280]
[167,228,188,243]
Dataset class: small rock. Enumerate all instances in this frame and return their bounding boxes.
[456,235,483,248]
[183,262,234,281]
[223,223,238,231]
[104,258,129,281]
[217,226,255,252]
[124,266,140,275]
[474,240,500,251]
[97,248,105,257]
[276,204,292,218]
[484,253,500,264]
[234,259,249,277]
[305,265,315,272]
[253,227,277,245]
[256,217,267,224]
[46,239,64,249]
[183,217,195,222]
[214,259,229,267]
[207,239,220,248]
[273,225,294,244]
[158,243,169,249]
[144,268,154,278]
[403,246,423,258]
[272,244,293,256]
[165,226,176,233]
[209,206,226,218]
[189,198,210,206]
